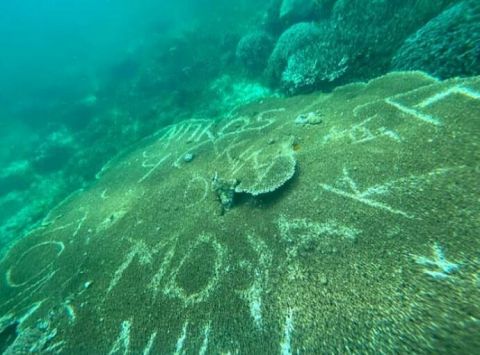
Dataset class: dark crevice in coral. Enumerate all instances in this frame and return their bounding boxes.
[0,322,19,353]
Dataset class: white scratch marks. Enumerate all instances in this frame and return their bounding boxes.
[142,331,158,355]
[108,320,132,355]
[412,243,461,280]
[385,98,441,126]
[174,321,188,355]
[320,167,414,218]
[107,240,152,294]
[280,308,294,355]
[138,153,172,183]
[199,322,211,355]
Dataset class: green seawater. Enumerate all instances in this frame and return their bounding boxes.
[0,1,479,353]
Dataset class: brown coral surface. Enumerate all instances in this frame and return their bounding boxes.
[0,71,479,354]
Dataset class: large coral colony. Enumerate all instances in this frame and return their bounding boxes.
[242,0,480,93]
[1,0,479,251]
[0,0,480,353]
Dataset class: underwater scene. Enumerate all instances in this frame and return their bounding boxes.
[0,0,479,353]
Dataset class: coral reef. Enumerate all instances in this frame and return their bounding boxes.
[1,72,479,353]
[0,161,34,196]
[266,22,323,82]
[236,30,274,74]
[280,34,349,93]
[392,1,480,78]
[267,0,459,93]
[4,1,473,255]
[206,75,274,116]
[279,0,317,22]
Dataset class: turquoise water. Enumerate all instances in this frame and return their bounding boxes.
[0,1,479,353]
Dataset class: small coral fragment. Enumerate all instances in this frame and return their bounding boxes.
[212,173,238,212]
[294,111,324,125]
